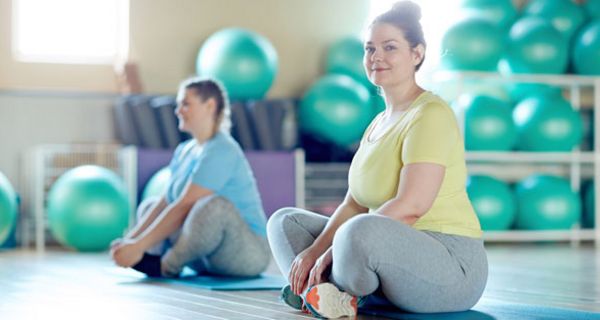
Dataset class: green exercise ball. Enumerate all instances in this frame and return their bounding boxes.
[583,182,595,228]
[196,28,278,100]
[142,167,171,201]
[0,172,17,245]
[513,93,583,151]
[441,18,504,71]
[460,0,517,29]
[371,93,385,116]
[506,82,563,103]
[300,74,372,147]
[524,0,586,40]
[515,175,580,230]
[572,21,600,75]
[326,37,373,91]
[456,94,517,151]
[47,165,130,252]
[467,175,516,230]
[585,0,600,20]
[500,17,568,74]
[433,78,510,104]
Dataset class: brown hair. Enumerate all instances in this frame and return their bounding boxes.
[178,77,231,133]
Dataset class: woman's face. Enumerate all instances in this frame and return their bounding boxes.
[363,22,424,89]
[175,88,215,134]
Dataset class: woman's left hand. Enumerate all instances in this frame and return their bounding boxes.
[110,239,144,268]
[307,247,333,288]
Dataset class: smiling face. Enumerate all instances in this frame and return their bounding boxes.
[363,22,424,90]
[175,88,216,134]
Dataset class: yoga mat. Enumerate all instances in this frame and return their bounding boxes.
[360,298,600,320]
[162,273,287,291]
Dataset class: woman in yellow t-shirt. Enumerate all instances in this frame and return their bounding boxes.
[267,1,488,318]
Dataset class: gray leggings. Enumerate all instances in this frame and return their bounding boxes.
[267,207,488,313]
[138,195,270,277]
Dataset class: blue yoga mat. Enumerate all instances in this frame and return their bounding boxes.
[162,273,287,291]
[360,298,600,320]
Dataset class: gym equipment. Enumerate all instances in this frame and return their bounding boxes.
[513,93,582,151]
[572,21,600,75]
[523,0,585,40]
[514,174,580,230]
[467,175,516,230]
[460,0,517,29]
[0,172,17,246]
[441,18,504,71]
[47,165,130,251]
[142,167,171,201]
[299,75,372,147]
[326,37,373,91]
[196,28,278,100]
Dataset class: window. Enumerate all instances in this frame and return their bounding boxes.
[12,0,129,64]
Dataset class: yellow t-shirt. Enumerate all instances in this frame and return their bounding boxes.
[348,91,482,238]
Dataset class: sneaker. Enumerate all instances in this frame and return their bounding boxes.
[280,284,304,310]
[304,282,358,319]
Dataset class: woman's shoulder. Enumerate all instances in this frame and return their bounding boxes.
[414,92,454,117]
[206,132,244,156]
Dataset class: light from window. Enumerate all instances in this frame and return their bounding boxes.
[12,0,129,64]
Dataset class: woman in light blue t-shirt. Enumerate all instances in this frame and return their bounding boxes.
[111,78,270,277]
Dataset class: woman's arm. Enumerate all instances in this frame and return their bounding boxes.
[375,162,445,224]
[125,197,168,240]
[111,181,212,267]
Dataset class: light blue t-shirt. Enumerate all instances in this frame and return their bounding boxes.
[165,132,267,237]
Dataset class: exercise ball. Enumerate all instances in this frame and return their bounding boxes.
[524,0,586,40]
[300,74,372,147]
[0,172,17,245]
[433,78,510,104]
[572,21,600,75]
[585,0,600,20]
[514,175,580,230]
[47,166,130,252]
[441,18,504,71]
[513,93,583,151]
[326,37,373,91]
[500,17,568,74]
[506,82,563,103]
[196,28,278,100]
[142,167,171,200]
[583,181,595,228]
[371,93,385,116]
[467,175,516,230]
[460,0,517,29]
[455,94,516,151]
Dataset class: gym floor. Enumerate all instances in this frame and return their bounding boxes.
[1,243,598,319]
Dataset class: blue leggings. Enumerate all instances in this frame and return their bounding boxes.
[267,208,488,313]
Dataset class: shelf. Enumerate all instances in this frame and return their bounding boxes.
[433,70,600,87]
[465,151,597,164]
[483,229,597,242]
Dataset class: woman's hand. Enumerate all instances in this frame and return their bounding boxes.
[289,246,322,295]
[307,247,333,289]
[110,239,144,268]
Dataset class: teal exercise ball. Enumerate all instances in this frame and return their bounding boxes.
[515,175,580,230]
[0,172,17,245]
[513,93,583,151]
[585,0,600,20]
[300,74,372,147]
[583,182,595,228]
[456,94,517,151]
[47,165,130,252]
[572,21,600,75]
[441,18,504,71]
[142,167,171,201]
[500,17,568,74]
[467,175,516,230]
[326,37,373,91]
[524,0,586,40]
[460,0,517,29]
[196,28,278,100]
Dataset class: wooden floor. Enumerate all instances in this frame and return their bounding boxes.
[0,243,599,319]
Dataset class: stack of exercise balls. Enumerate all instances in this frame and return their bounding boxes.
[467,174,584,231]
[196,28,278,100]
[299,36,378,148]
[0,172,17,246]
[46,165,130,252]
[441,0,600,76]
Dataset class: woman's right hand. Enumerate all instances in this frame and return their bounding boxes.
[289,246,322,295]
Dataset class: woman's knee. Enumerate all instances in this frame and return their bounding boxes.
[185,195,235,227]
[266,207,299,235]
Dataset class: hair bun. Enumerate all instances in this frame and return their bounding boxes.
[391,1,422,21]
